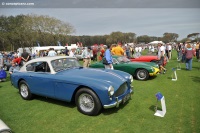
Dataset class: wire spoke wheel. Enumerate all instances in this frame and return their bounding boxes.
[19,80,32,100]
[78,93,94,112]
[75,88,102,116]
[20,84,29,98]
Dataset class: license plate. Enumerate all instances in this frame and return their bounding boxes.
[123,93,131,104]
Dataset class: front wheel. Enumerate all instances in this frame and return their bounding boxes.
[19,80,33,100]
[75,88,102,116]
[135,69,149,81]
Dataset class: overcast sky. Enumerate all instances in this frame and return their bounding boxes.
[0,1,200,40]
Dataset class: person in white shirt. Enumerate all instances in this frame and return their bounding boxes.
[135,46,139,57]
[48,48,57,56]
[17,51,21,57]
[160,44,165,56]
[148,45,151,52]
[151,45,155,53]
[69,48,76,57]
[138,46,142,56]
[168,44,172,59]
[82,47,92,67]
[157,43,167,74]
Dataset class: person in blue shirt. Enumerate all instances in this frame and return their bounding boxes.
[104,45,114,69]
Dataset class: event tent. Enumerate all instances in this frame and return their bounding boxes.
[149,41,164,44]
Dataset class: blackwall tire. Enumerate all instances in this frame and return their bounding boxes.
[136,69,149,81]
[75,88,102,116]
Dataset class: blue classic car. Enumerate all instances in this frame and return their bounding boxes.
[10,56,133,116]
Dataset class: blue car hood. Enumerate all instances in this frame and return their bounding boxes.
[56,68,126,88]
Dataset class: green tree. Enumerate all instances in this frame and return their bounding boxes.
[0,14,75,51]
[187,33,200,42]
[137,35,150,43]
[106,31,124,44]
[123,32,136,43]
[162,32,179,43]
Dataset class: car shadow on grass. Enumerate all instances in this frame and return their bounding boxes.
[132,76,157,81]
[190,76,200,83]
[32,95,76,108]
[148,76,157,80]
[101,99,132,115]
[192,66,200,70]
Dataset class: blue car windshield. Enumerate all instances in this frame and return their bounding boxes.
[51,58,81,72]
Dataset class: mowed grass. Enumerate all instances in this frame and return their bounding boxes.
[0,50,200,133]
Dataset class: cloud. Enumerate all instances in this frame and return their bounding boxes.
[0,8,199,39]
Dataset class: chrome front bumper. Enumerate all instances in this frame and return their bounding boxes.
[103,88,133,109]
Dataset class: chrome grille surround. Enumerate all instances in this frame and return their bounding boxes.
[114,82,128,97]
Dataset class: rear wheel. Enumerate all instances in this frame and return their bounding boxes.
[136,69,149,81]
[19,80,33,100]
[75,88,102,116]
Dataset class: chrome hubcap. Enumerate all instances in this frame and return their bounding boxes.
[138,70,146,79]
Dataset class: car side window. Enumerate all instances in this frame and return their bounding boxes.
[26,62,51,73]
[26,64,35,72]
[35,62,51,73]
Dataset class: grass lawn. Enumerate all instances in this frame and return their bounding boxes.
[0,50,200,133]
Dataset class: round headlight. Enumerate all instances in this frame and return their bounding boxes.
[155,64,159,68]
[130,75,133,83]
[108,86,114,96]
[151,67,155,72]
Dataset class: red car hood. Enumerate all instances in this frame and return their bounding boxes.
[130,55,167,66]
[130,56,158,62]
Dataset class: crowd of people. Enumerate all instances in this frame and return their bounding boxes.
[102,41,199,72]
[0,41,199,75]
[175,42,199,70]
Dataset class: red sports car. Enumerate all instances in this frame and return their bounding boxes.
[129,55,167,66]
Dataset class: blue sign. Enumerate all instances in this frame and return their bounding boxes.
[155,92,163,101]
[0,70,7,79]
[172,68,176,71]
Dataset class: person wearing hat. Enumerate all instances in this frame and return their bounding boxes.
[81,46,93,67]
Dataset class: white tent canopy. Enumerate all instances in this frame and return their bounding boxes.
[149,41,164,45]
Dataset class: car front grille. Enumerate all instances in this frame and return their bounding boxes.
[114,82,128,97]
